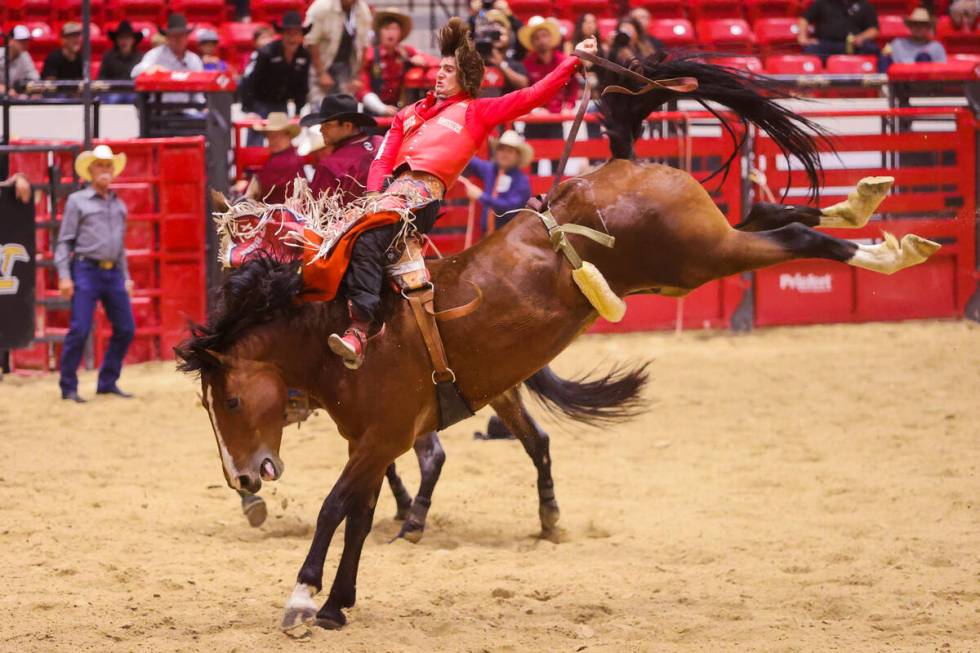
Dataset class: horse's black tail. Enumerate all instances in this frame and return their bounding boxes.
[522,363,650,426]
[598,52,832,200]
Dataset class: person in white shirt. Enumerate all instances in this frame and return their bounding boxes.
[130,13,204,104]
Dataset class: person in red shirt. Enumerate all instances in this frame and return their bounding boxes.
[241,113,306,204]
[312,17,596,369]
[356,8,437,117]
[301,94,383,202]
[519,17,579,174]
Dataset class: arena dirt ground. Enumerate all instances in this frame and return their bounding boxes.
[1,320,978,652]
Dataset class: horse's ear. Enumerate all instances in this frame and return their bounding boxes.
[200,348,231,368]
[210,188,230,213]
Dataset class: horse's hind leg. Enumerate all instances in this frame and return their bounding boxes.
[489,388,560,535]
[384,463,413,520]
[735,177,894,232]
[718,222,940,276]
[394,431,446,543]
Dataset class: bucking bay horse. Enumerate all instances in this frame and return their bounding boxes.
[176,52,940,631]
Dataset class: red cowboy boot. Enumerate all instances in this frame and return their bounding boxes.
[328,302,370,370]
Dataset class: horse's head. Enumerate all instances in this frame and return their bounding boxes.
[198,350,289,494]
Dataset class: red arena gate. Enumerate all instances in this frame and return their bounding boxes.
[752,108,976,326]
[10,137,208,371]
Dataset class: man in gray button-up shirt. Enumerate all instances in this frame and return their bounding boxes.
[55,145,136,402]
[0,25,40,96]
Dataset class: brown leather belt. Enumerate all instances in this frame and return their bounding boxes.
[78,256,116,270]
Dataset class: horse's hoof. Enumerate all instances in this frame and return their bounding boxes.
[280,584,318,632]
[539,500,561,532]
[314,605,347,630]
[395,521,424,544]
[903,233,941,262]
[241,494,267,528]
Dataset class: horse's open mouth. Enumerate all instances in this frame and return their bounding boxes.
[260,458,280,482]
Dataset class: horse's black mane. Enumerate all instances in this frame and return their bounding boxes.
[597,51,832,200]
[175,254,305,375]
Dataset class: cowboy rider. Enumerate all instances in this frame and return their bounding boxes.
[316,18,597,369]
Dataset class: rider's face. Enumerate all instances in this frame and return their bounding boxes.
[434,56,461,99]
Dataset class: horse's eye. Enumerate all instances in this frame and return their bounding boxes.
[226,397,241,410]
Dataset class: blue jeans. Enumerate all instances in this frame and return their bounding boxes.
[59,259,135,395]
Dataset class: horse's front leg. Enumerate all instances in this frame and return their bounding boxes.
[280,451,390,631]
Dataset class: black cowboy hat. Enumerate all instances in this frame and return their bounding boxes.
[274,10,312,35]
[159,13,193,36]
[108,20,145,46]
[300,94,377,128]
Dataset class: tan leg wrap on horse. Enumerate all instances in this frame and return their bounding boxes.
[847,232,941,274]
[820,176,895,229]
[572,261,627,323]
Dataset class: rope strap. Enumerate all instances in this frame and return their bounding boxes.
[535,210,616,270]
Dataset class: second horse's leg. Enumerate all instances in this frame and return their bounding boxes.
[394,431,446,543]
[489,388,560,535]
[384,463,413,521]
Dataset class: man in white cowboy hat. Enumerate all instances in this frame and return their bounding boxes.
[356,7,436,117]
[885,7,947,64]
[519,16,577,173]
[240,113,306,204]
[54,145,135,403]
[300,94,381,201]
[0,25,39,96]
[458,129,533,234]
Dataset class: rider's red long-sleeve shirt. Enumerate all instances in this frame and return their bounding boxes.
[366,56,581,193]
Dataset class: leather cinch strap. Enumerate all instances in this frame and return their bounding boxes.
[425,281,482,322]
[536,209,615,270]
[405,286,456,384]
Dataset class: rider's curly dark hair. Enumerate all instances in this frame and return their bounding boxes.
[438,17,484,98]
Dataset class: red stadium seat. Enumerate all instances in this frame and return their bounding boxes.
[714,55,764,72]
[876,15,911,46]
[506,0,555,20]
[745,0,797,22]
[629,0,687,19]
[648,18,696,46]
[867,0,914,15]
[22,21,58,61]
[950,53,980,63]
[555,18,574,42]
[937,16,980,55]
[249,0,304,24]
[121,20,160,52]
[689,0,744,21]
[170,0,227,25]
[558,0,615,18]
[53,0,106,23]
[697,18,756,51]
[754,17,801,54]
[107,0,165,23]
[17,0,54,22]
[765,53,823,73]
[597,17,619,44]
[825,54,876,73]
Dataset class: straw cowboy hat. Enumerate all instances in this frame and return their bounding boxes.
[75,144,127,181]
[297,129,327,156]
[373,7,413,40]
[904,6,936,26]
[518,16,561,52]
[254,112,301,137]
[492,129,534,168]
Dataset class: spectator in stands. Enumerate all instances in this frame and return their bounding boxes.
[481,9,529,95]
[884,7,947,65]
[98,21,143,104]
[42,22,84,81]
[239,24,289,144]
[949,0,980,29]
[628,8,665,54]
[607,17,660,70]
[100,21,144,80]
[300,94,381,201]
[0,25,39,96]
[55,145,135,403]
[238,113,305,203]
[470,0,527,60]
[131,14,205,104]
[459,129,533,234]
[357,8,434,117]
[519,16,578,174]
[570,13,601,55]
[304,0,372,106]
[196,29,230,73]
[798,0,880,62]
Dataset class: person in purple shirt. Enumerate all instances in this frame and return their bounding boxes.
[458,129,533,234]
[241,113,306,203]
[300,94,381,202]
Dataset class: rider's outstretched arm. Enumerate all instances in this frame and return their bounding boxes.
[469,56,581,128]
[366,110,406,192]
